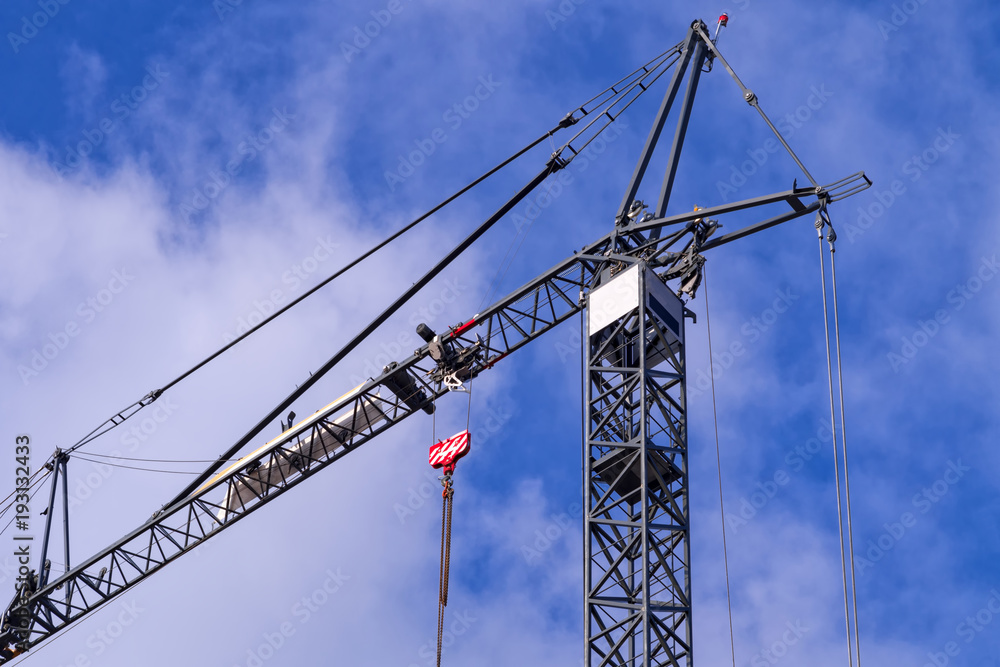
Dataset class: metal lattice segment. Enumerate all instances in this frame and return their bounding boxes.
[585,263,690,667]
[6,238,635,650]
[12,377,444,647]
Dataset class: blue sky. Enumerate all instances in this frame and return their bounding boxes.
[0,1,998,666]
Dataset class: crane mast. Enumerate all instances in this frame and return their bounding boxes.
[0,18,869,665]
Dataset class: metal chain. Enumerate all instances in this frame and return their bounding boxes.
[437,475,454,667]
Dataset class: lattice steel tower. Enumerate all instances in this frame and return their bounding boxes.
[585,261,690,666]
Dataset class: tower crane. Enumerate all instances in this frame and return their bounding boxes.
[0,17,870,666]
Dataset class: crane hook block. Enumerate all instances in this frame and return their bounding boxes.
[429,430,471,476]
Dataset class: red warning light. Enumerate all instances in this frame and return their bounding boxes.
[719,13,729,27]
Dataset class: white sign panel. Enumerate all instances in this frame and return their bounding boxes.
[588,264,640,335]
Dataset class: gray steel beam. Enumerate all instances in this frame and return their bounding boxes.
[655,38,707,219]
[615,24,700,224]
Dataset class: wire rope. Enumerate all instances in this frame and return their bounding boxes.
[55,46,684,465]
[76,452,236,465]
[0,475,49,537]
[827,223,862,667]
[703,268,737,667]
[70,455,200,476]
[816,214,855,667]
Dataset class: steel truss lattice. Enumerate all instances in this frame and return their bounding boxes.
[585,262,690,666]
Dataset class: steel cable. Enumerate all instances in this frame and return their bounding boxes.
[828,227,862,667]
[816,215,855,667]
[703,267,737,667]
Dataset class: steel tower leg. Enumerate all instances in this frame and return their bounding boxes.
[584,261,691,667]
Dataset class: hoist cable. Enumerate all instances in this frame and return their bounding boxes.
[478,51,683,310]
[816,219,855,667]
[575,44,683,114]
[429,381,471,667]
[59,121,568,462]
[703,268,737,667]
[465,380,473,432]
[829,233,862,667]
[166,51,660,507]
[166,159,565,509]
[70,455,200,476]
[0,467,50,521]
[64,395,158,457]
[54,46,680,471]
[0,470,50,525]
[0,474,49,537]
[558,52,681,159]
[694,26,818,189]
[75,452,237,464]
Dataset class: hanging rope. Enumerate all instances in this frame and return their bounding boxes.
[703,267,737,667]
[815,208,857,667]
[826,216,862,667]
